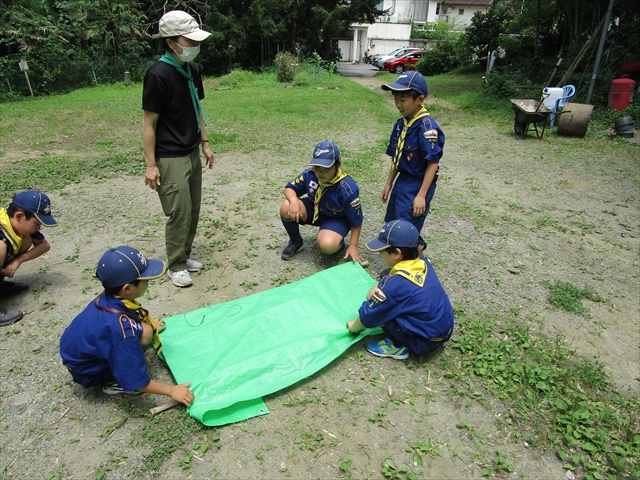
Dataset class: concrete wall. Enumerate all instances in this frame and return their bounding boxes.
[439,4,491,26]
[366,23,412,56]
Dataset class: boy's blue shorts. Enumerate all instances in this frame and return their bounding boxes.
[384,174,437,232]
[64,364,116,389]
[299,197,351,238]
[382,321,452,355]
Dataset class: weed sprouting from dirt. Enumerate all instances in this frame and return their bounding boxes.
[542,280,606,317]
[130,412,219,473]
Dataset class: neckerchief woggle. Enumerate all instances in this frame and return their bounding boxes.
[159,52,206,133]
[392,106,430,169]
[390,258,428,287]
[120,298,164,357]
[313,168,349,222]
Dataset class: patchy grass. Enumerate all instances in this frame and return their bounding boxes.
[446,309,640,479]
[542,280,607,317]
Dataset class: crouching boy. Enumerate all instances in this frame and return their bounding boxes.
[60,246,193,405]
[1,190,57,326]
[347,220,454,359]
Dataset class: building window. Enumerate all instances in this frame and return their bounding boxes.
[458,8,464,15]
[436,3,440,14]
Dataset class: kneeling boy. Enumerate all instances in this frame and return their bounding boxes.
[347,220,454,359]
[60,246,193,405]
[1,190,57,326]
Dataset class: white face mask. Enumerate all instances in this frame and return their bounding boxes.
[172,43,200,62]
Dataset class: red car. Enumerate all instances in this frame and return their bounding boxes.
[383,50,426,74]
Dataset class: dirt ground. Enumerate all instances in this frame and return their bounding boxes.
[0,75,638,479]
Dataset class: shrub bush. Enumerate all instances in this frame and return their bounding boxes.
[482,71,519,99]
[416,39,469,76]
[274,52,300,83]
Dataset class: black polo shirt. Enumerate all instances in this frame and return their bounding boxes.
[142,60,205,158]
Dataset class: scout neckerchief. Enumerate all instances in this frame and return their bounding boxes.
[390,257,428,287]
[392,106,430,169]
[159,52,206,132]
[121,298,163,356]
[94,294,163,356]
[0,208,23,259]
[313,168,349,222]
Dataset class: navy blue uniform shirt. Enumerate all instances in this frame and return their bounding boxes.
[286,168,363,227]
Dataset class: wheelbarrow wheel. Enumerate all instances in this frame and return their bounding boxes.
[514,120,527,138]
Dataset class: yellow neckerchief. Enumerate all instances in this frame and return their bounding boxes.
[120,297,163,356]
[392,106,430,169]
[313,167,349,222]
[0,208,23,259]
[390,257,428,287]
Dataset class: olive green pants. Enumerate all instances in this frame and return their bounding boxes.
[156,148,202,271]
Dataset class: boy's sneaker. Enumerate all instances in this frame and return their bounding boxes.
[366,337,409,360]
[102,381,142,395]
[167,269,193,287]
[0,281,29,297]
[185,259,203,272]
[334,240,346,256]
[0,308,23,327]
[281,241,303,260]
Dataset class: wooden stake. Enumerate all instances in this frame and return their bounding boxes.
[149,399,181,416]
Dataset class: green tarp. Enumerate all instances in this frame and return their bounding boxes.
[160,262,380,426]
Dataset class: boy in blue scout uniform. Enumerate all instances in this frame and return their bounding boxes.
[347,220,454,360]
[0,190,57,326]
[59,246,194,406]
[380,71,445,269]
[279,141,368,266]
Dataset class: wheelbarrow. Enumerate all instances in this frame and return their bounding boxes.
[510,99,553,139]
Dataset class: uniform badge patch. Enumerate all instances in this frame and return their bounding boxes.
[424,129,439,143]
[309,181,318,189]
[350,197,361,208]
[372,288,387,302]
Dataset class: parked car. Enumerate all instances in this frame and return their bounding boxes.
[383,50,426,73]
[372,47,421,69]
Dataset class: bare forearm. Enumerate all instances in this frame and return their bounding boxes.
[350,223,362,248]
[284,187,298,202]
[143,125,157,167]
[16,240,50,263]
[418,162,438,197]
[385,167,398,187]
[347,317,365,333]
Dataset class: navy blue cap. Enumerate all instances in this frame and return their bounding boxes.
[366,220,419,251]
[382,71,428,97]
[308,140,341,168]
[12,190,57,226]
[96,246,166,288]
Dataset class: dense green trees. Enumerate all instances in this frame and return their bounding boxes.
[0,0,382,95]
[460,0,639,105]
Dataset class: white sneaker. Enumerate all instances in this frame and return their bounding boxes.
[185,258,203,272]
[167,269,193,287]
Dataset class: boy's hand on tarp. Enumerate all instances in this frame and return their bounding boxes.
[154,318,166,333]
[344,245,363,264]
[347,318,364,333]
[171,382,194,406]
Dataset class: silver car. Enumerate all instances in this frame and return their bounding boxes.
[372,47,421,69]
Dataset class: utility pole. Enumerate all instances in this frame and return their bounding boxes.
[586,0,615,104]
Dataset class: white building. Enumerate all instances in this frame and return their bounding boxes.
[337,0,492,62]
